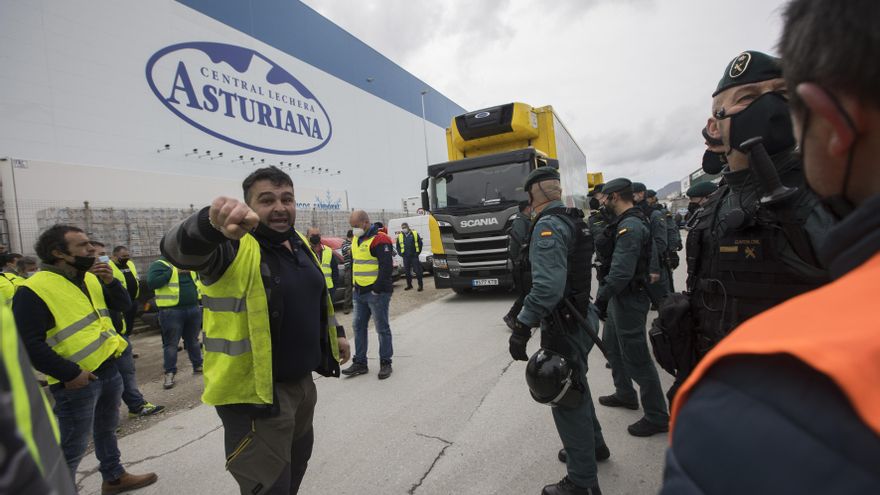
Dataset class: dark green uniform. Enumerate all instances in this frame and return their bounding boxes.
[663,205,682,291]
[640,202,670,305]
[517,200,604,489]
[587,208,612,283]
[505,211,533,320]
[597,208,669,427]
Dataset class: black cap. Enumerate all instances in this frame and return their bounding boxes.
[646,189,657,198]
[523,166,560,191]
[687,181,719,198]
[713,51,783,97]
[588,183,604,197]
[631,182,646,193]
[602,178,632,195]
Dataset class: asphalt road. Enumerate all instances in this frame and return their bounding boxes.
[75,264,685,495]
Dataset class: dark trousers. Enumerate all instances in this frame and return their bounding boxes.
[216,376,317,495]
[158,305,203,374]
[604,290,669,426]
[342,269,353,312]
[402,254,423,288]
[123,304,137,337]
[50,360,125,481]
[551,304,605,488]
[117,334,146,412]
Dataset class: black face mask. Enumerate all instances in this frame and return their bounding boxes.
[726,92,795,155]
[69,255,96,272]
[702,149,725,175]
[589,197,601,210]
[254,222,294,244]
[687,202,700,214]
[309,235,321,245]
[118,257,130,265]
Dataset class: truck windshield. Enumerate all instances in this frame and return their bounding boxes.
[433,161,530,210]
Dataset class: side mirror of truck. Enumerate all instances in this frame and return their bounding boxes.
[420,178,430,211]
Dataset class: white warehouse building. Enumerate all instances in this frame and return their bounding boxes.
[0,0,464,257]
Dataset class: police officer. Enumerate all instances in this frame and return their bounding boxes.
[594,179,670,437]
[687,50,833,358]
[508,167,605,495]
[633,183,668,307]
[503,200,532,328]
[646,190,682,292]
[587,184,612,284]
[683,182,718,228]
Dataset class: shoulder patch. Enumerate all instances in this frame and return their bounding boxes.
[618,228,629,236]
[540,230,553,237]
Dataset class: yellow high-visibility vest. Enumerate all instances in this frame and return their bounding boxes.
[352,235,379,287]
[200,232,340,406]
[0,273,20,303]
[23,271,127,385]
[320,247,334,289]
[397,230,421,254]
[1,303,74,493]
[153,260,198,307]
[109,259,139,299]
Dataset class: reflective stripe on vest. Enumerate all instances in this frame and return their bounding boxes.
[23,272,127,384]
[1,304,74,493]
[352,236,379,287]
[200,232,340,406]
[320,247,334,289]
[397,230,421,255]
[671,252,880,437]
[154,260,198,307]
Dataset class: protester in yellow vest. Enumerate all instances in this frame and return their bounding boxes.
[160,166,350,494]
[0,302,76,494]
[343,210,396,380]
[94,243,164,419]
[395,222,424,291]
[0,252,23,303]
[307,225,338,301]
[147,257,203,390]
[14,224,157,494]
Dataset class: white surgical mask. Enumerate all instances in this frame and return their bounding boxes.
[352,227,365,238]
[26,270,38,278]
[402,227,410,233]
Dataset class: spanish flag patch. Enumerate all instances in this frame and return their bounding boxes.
[540,230,553,237]
[618,228,629,236]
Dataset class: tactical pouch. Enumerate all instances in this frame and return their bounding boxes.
[649,324,677,376]
[649,293,696,377]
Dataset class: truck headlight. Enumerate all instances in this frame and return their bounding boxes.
[437,221,452,227]
[433,258,448,269]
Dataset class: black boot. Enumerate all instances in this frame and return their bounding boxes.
[557,443,611,464]
[627,417,669,437]
[541,477,601,495]
[341,362,369,376]
[598,394,639,410]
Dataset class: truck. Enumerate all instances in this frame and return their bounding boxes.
[420,102,588,293]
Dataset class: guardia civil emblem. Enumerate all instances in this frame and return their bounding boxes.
[729,52,752,78]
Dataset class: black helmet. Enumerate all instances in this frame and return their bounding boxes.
[525,349,583,409]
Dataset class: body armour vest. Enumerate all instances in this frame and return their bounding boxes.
[524,207,594,314]
[687,181,826,352]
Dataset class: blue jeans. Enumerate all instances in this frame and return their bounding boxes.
[117,334,146,412]
[159,305,203,374]
[50,361,125,481]
[352,291,393,365]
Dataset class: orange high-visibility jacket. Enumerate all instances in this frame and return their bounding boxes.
[671,252,880,437]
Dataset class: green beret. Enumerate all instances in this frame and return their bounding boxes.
[523,166,560,191]
[687,181,719,198]
[602,178,632,195]
[631,182,646,193]
[588,183,604,196]
[646,189,657,198]
[713,51,782,97]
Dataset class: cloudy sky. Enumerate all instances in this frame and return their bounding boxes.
[302,0,789,191]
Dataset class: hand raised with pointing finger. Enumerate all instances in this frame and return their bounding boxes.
[209,197,260,240]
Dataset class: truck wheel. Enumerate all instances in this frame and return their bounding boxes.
[452,287,471,295]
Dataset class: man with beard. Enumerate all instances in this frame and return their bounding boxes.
[160,166,350,494]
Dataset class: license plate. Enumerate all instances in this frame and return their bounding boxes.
[472,278,499,287]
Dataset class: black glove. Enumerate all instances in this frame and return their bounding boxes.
[508,319,532,361]
[594,298,608,321]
